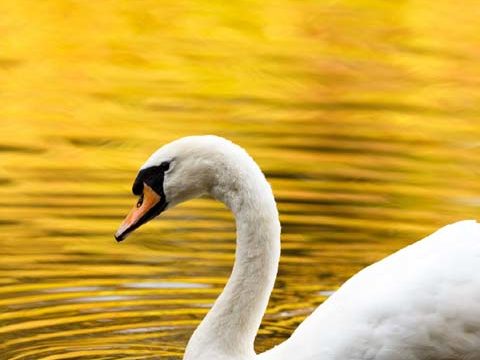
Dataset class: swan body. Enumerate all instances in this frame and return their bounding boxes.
[115,135,480,360]
[259,220,480,360]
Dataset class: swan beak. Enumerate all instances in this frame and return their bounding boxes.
[115,183,164,242]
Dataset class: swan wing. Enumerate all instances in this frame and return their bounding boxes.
[259,220,480,360]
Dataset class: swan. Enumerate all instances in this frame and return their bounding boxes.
[115,135,480,360]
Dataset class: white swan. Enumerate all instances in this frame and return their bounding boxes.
[115,135,480,360]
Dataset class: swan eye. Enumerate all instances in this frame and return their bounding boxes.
[136,194,144,208]
[160,161,170,171]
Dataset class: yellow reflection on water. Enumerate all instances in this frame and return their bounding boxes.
[1,0,480,358]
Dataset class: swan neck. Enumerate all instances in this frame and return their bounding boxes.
[184,161,281,360]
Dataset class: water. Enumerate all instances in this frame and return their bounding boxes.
[1,0,480,358]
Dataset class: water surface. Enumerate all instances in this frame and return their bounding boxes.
[1,0,480,359]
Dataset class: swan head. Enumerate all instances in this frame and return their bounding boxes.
[115,135,239,242]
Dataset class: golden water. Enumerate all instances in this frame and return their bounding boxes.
[1,0,480,359]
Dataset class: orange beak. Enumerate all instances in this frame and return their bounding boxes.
[115,183,164,242]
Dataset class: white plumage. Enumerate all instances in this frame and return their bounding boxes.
[118,135,480,360]
[260,220,480,360]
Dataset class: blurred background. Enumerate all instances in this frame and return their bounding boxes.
[1,0,480,359]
